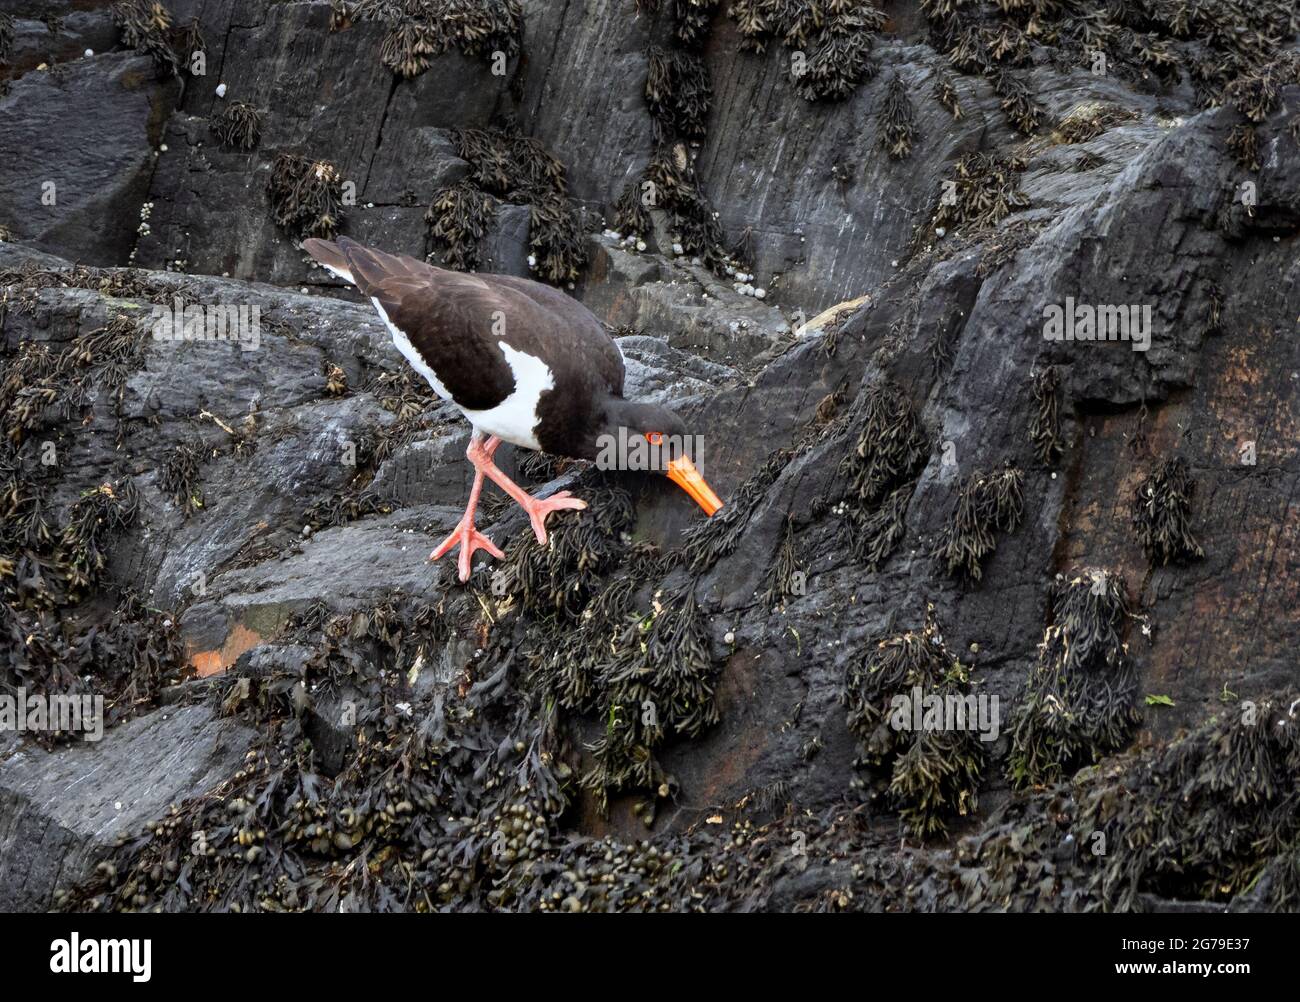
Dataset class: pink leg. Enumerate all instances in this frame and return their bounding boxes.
[467,435,587,545]
[429,434,505,582]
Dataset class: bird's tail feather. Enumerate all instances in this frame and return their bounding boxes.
[302,237,355,285]
[333,236,406,296]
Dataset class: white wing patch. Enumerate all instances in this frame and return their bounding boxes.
[322,263,355,284]
[368,298,552,451]
[463,343,554,451]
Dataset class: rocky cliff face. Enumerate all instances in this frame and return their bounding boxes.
[1,1,1298,912]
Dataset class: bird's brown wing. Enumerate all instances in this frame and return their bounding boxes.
[308,237,629,455]
[485,273,625,398]
[331,237,524,410]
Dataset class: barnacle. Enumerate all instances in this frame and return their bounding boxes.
[935,463,1024,582]
[267,153,345,240]
[1131,456,1204,566]
[210,102,262,151]
[1007,570,1141,787]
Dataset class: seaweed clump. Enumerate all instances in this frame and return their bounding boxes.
[1007,569,1141,788]
[935,463,1024,582]
[494,480,637,621]
[574,583,721,820]
[1080,695,1300,911]
[160,438,210,517]
[1131,456,1204,566]
[990,68,1042,135]
[267,153,344,240]
[878,74,916,160]
[0,13,14,69]
[111,0,180,77]
[343,0,524,79]
[645,46,712,140]
[843,606,986,837]
[729,0,886,102]
[641,142,728,270]
[622,14,736,273]
[1221,52,1300,170]
[933,152,1029,234]
[210,102,263,151]
[0,311,147,448]
[760,515,805,610]
[933,72,962,119]
[1053,102,1137,145]
[681,445,794,573]
[835,379,930,569]
[426,128,586,283]
[1028,365,1064,465]
[919,0,1297,139]
[424,181,497,272]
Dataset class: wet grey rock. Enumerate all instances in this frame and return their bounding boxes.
[0,703,256,911]
[0,51,175,264]
[1,3,1298,912]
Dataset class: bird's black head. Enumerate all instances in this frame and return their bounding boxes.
[593,398,723,515]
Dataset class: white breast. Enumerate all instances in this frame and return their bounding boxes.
[369,299,552,451]
[461,343,554,451]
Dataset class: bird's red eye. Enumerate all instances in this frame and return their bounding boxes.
[646,431,663,446]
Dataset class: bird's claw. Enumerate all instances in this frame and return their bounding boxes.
[523,491,587,545]
[430,521,505,583]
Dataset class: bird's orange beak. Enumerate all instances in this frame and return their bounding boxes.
[666,455,723,516]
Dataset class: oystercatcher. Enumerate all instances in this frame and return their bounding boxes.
[303,236,722,581]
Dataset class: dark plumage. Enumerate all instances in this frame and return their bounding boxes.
[303,237,721,580]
